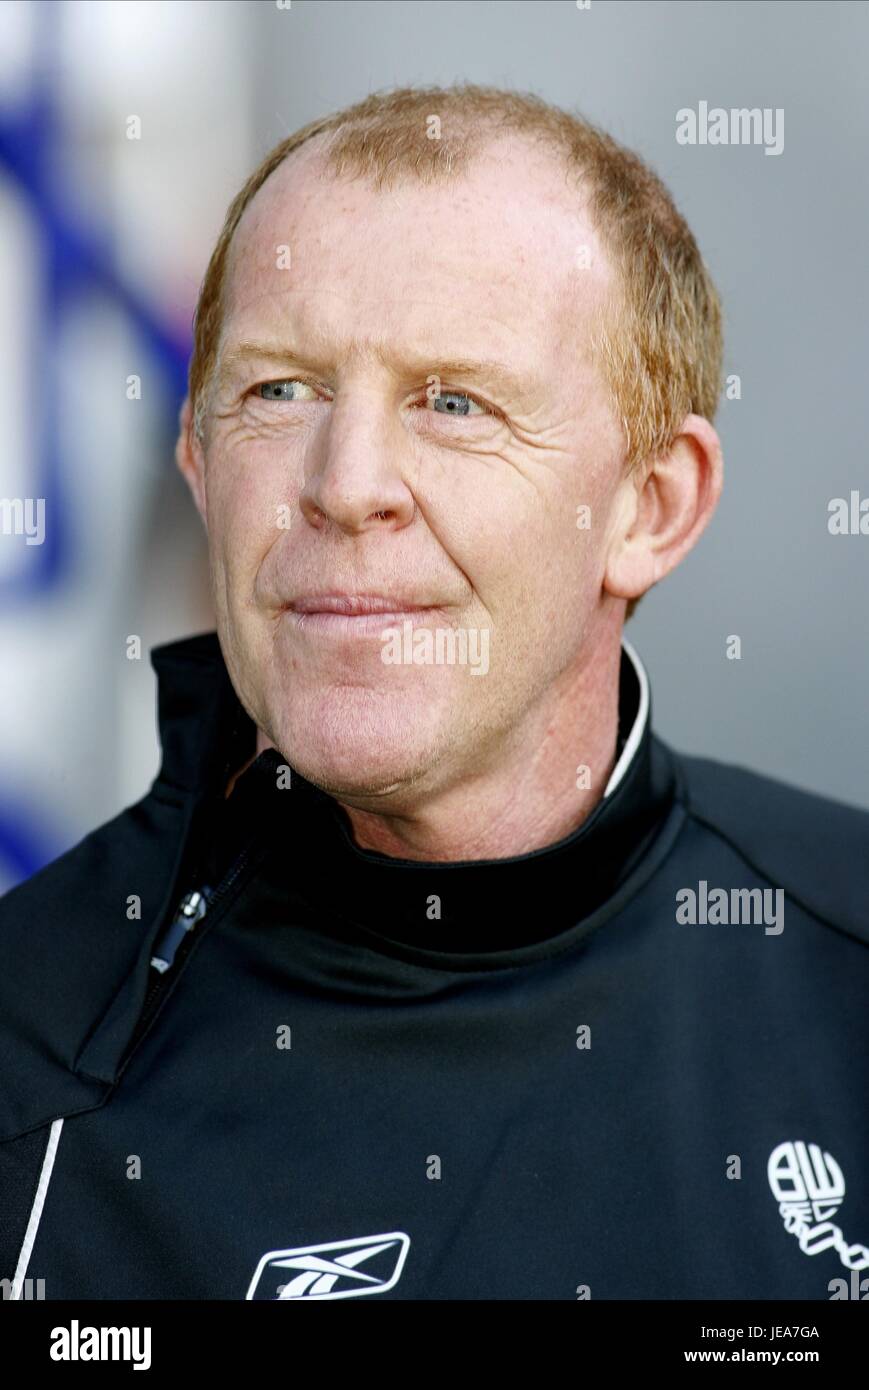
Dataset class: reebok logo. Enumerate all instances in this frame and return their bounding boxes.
[246,1231,411,1300]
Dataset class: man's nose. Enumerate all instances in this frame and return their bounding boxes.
[297,390,416,534]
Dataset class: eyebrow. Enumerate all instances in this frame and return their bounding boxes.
[216,340,528,398]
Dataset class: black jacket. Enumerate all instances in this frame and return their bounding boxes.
[1,631,867,1301]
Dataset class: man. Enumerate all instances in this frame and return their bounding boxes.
[2,84,867,1302]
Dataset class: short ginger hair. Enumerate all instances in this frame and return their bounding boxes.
[186,83,724,621]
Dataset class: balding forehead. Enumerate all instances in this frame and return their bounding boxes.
[227,130,611,286]
[218,137,615,396]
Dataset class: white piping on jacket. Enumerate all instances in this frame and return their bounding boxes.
[11,1117,64,1299]
[603,637,650,799]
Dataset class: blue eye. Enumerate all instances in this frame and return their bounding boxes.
[257,380,315,401]
[427,390,490,417]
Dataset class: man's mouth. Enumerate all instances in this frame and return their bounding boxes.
[284,593,443,636]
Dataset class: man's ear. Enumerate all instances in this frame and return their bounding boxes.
[603,413,723,604]
[175,396,208,526]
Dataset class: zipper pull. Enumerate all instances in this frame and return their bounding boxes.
[150,887,211,974]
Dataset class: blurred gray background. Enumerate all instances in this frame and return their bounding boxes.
[1,0,867,890]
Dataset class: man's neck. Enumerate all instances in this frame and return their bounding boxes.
[234,631,624,863]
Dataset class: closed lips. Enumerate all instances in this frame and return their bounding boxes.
[288,594,436,615]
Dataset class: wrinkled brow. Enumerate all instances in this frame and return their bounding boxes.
[216,340,531,398]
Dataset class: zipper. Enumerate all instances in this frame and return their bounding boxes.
[149,887,211,975]
[120,840,257,1067]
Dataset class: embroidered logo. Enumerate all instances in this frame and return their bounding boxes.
[767,1141,868,1271]
[246,1231,411,1300]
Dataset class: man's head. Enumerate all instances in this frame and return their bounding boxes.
[176,84,723,812]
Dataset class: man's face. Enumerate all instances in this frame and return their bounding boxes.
[186,135,629,807]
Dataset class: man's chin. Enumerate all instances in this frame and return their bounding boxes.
[265,691,447,801]
[281,744,434,805]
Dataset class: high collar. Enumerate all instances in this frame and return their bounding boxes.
[150,631,256,798]
[149,630,677,955]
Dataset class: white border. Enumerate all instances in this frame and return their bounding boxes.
[603,637,650,799]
